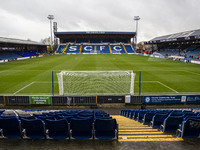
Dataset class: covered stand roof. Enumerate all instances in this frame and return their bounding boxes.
[146,29,200,44]
[0,37,46,46]
[54,31,135,40]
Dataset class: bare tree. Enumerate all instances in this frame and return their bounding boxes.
[40,37,50,45]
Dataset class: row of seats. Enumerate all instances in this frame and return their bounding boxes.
[121,109,200,138]
[57,44,134,54]
[13,51,37,57]
[0,110,118,140]
[0,50,42,60]
[158,45,200,61]
[0,51,21,60]
[185,48,200,59]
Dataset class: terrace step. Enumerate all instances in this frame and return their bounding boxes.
[112,115,183,142]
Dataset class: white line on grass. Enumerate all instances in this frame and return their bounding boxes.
[34,81,58,83]
[13,81,57,95]
[184,71,200,76]
[135,81,179,93]
[0,71,6,74]
[13,80,179,95]
[135,81,159,82]
[13,82,35,95]
[156,81,179,93]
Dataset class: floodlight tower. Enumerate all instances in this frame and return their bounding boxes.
[134,16,140,51]
[47,15,54,51]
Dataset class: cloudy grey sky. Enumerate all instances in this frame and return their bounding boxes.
[0,0,199,42]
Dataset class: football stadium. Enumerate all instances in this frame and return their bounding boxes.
[0,1,200,150]
[0,29,200,149]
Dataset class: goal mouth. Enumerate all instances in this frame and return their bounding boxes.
[57,71,135,96]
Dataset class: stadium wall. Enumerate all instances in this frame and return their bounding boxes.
[0,96,4,104]
[0,95,200,106]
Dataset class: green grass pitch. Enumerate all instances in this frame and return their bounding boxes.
[0,54,199,95]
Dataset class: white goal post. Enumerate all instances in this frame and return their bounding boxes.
[57,71,135,95]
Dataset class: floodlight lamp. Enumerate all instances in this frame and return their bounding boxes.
[134,16,140,21]
[47,15,54,20]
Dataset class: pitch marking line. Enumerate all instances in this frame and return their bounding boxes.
[13,81,178,94]
[184,70,200,76]
[34,81,58,83]
[136,81,179,93]
[156,81,179,93]
[13,82,35,95]
[135,81,158,82]
[13,81,58,95]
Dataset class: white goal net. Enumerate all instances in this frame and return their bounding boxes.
[57,71,135,95]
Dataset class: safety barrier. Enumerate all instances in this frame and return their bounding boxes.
[130,96,144,104]
[52,96,96,106]
[0,95,199,106]
[0,96,4,104]
[97,96,125,104]
[5,96,29,105]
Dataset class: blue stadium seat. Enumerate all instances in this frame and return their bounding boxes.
[0,116,17,118]
[123,110,130,117]
[143,112,157,125]
[0,117,22,138]
[161,116,183,132]
[137,111,148,122]
[151,113,168,128]
[33,114,46,118]
[96,45,110,54]
[128,110,134,119]
[124,45,134,53]
[0,110,4,116]
[120,110,125,116]
[19,116,36,120]
[13,51,36,57]
[76,116,94,123]
[65,44,80,54]
[126,110,133,118]
[57,115,73,123]
[21,119,46,139]
[96,113,110,118]
[56,43,134,55]
[184,116,200,121]
[169,112,183,116]
[70,118,93,139]
[57,44,66,53]
[184,114,198,120]
[96,116,112,120]
[133,110,140,120]
[177,118,200,138]
[82,45,95,53]
[37,116,55,122]
[0,51,21,60]
[110,45,126,54]
[45,119,69,139]
[95,118,118,139]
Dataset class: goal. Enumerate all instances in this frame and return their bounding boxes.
[57,71,135,95]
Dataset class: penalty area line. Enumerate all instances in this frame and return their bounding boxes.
[135,80,179,93]
[156,81,179,93]
[13,82,35,95]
